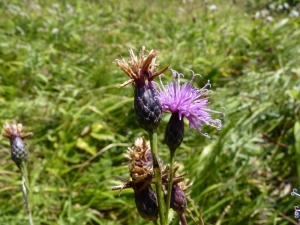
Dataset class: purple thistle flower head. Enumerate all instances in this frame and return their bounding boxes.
[158,69,224,138]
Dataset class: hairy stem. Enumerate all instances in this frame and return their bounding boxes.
[149,129,166,225]
[19,162,34,225]
[165,150,175,223]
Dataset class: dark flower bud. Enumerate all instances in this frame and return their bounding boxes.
[2,123,33,167]
[10,136,28,164]
[170,184,187,215]
[133,184,158,221]
[164,112,184,152]
[115,47,168,132]
[134,83,162,132]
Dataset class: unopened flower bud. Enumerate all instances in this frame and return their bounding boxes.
[134,184,158,221]
[164,112,184,152]
[10,136,28,164]
[115,47,168,132]
[134,82,163,132]
[2,123,33,167]
[170,184,187,215]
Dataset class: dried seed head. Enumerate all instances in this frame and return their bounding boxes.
[112,136,165,221]
[115,47,168,89]
[125,137,154,183]
[125,136,152,165]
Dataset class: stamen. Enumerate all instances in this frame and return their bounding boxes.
[292,188,300,197]
[295,206,300,218]
[190,70,202,83]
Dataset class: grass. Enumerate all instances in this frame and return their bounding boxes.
[0,0,300,224]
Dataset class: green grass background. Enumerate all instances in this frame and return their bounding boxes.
[1,0,300,224]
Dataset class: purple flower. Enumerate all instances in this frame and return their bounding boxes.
[158,69,224,138]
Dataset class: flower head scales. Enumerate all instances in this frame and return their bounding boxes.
[2,123,33,166]
[115,47,169,131]
[115,46,168,89]
[158,69,224,137]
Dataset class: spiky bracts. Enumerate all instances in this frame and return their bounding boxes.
[162,163,191,215]
[116,47,168,89]
[112,137,191,221]
[112,137,158,221]
[116,47,168,132]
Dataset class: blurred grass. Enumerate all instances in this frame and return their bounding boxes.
[0,0,300,224]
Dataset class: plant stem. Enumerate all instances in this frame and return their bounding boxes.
[165,150,175,223]
[179,213,188,225]
[19,162,34,225]
[149,129,166,225]
[294,122,300,189]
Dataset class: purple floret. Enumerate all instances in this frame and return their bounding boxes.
[158,69,224,137]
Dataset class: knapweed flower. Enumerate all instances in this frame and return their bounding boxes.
[158,69,224,151]
[111,137,158,221]
[115,47,168,132]
[2,123,33,167]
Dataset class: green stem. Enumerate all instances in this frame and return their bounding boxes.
[149,129,166,225]
[19,162,34,225]
[294,122,300,189]
[165,150,175,223]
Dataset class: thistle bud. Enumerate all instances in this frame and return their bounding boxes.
[133,184,158,221]
[134,82,162,131]
[162,163,190,216]
[2,123,33,167]
[170,184,187,215]
[115,47,168,132]
[164,112,184,152]
[10,136,28,164]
